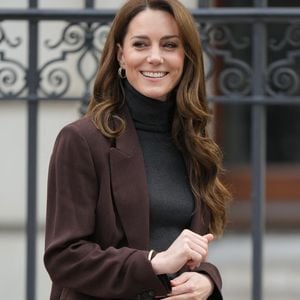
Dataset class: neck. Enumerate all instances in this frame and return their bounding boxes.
[124,80,175,133]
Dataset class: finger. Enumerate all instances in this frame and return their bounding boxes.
[170,272,196,295]
[184,247,206,268]
[182,232,212,250]
[185,247,207,268]
[186,240,209,261]
[170,281,192,296]
[171,272,190,286]
[163,295,188,299]
[182,230,211,245]
[184,250,207,270]
[186,259,201,270]
[181,235,209,256]
[163,295,186,299]
[203,233,214,243]
[168,273,213,299]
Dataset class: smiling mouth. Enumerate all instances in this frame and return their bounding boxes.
[141,71,168,78]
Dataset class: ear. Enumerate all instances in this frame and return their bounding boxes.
[117,43,124,66]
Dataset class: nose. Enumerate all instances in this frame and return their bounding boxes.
[146,46,164,64]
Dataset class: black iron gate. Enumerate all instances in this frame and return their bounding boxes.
[1,1,300,299]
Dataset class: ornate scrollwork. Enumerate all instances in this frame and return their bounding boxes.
[269,23,300,51]
[39,67,70,98]
[219,61,252,95]
[267,23,300,96]
[199,23,252,95]
[39,22,110,99]
[0,25,22,48]
[0,66,17,89]
[267,50,300,95]
[0,24,26,97]
[93,23,111,52]
[45,23,85,49]
[204,24,250,50]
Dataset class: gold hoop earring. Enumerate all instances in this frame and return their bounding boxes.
[118,67,126,79]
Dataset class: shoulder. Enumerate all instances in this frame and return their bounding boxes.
[56,106,132,149]
[62,116,98,136]
[60,116,103,139]
[55,116,111,150]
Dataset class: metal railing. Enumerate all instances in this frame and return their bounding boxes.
[1,1,300,299]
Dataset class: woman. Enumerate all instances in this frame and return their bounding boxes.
[44,0,231,299]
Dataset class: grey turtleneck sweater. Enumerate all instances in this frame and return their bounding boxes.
[125,81,195,252]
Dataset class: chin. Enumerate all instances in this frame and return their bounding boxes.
[147,93,167,101]
[143,88,170,101]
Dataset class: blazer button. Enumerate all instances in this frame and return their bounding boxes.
[148,290,154,298]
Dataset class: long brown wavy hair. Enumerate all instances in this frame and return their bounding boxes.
[87,0,231,236]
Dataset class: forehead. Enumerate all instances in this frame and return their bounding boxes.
[125,8,180,38]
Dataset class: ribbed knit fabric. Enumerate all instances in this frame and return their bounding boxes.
[124,80,194,252]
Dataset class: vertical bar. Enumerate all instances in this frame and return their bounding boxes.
[251,0,267,300]
[198,0,210,7]
[251,108,266,300]
[85,0,94,8]
[26,0,38,299]
[27,103,38,300]
[79,0,95,115]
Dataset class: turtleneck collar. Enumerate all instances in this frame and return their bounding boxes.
[124,80,175,133]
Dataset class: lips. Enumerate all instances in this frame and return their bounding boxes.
[141,71,168,78]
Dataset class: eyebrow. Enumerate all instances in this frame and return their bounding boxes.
[130,35,180,40]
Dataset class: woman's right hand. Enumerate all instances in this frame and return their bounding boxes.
[150,230,214,275]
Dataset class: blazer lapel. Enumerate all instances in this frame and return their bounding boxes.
[109,106,150,249]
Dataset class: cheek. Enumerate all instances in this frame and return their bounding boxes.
[123,51,144,69]
[174,60,184,78]
[174,53,185,74]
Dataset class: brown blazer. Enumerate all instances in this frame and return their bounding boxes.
[44,106,222,300]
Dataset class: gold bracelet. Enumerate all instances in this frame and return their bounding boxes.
[148,249,157,261]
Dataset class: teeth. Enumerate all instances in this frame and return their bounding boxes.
[142,71,167,78]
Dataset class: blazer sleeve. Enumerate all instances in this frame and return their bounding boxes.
[190,207,223,299]
[196,262,223,300]
[44,123,168,299]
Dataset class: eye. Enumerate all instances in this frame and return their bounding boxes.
[132,41,147,48]
[164,42,178,49]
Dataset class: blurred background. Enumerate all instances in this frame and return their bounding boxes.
[0,0,299,299]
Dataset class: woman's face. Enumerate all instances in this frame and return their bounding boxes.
[117,9,185,101]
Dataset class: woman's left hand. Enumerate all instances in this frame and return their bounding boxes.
[163,272,214,300]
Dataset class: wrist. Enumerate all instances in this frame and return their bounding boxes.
[201,273,214,297]
[150,251,167,275]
